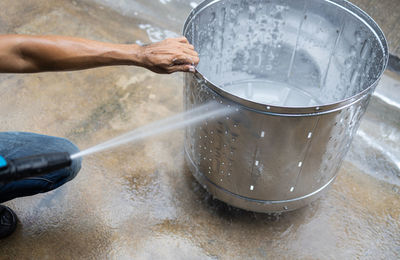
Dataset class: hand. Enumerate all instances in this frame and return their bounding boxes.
[139,37,199,74]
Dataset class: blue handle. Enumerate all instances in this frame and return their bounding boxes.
[0,156,7,169]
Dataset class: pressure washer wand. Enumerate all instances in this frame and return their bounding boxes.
[0,152,72,182]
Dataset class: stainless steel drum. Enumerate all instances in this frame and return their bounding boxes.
[183,0,388,213]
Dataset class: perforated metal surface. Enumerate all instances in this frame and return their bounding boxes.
[183,0,389,212]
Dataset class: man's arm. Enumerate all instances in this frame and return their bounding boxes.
[0,35,199,74]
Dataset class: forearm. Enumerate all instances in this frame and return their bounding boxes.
[0,35,144,73]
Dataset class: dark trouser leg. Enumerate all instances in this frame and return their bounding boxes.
[0,132,82,203]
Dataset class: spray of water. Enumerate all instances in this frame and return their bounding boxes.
[70,102,234,160]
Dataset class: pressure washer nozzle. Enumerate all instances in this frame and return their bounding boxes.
[0,152,72,182]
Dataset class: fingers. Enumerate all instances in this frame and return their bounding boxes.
[185,43,195,50]
[143,37,199,74]
[172,58,189,65]
[182,48,198,57]
[172,55,199,66]
[169,64,196,73]
[163,37,197,55]
[176,36,189,44]
[176,46,198,64]
[166,37,195,50]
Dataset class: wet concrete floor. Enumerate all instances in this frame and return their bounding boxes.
[0,0,399,259]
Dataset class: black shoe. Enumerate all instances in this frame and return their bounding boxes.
[0,205,17,239]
